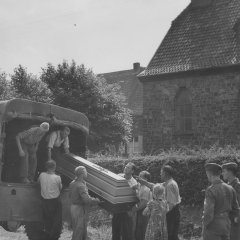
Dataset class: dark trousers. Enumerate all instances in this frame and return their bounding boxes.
[42,197,62,240]
[166,204,180,240]
[112,212,133,240]
[135,209,149,240]
[203,217,231,240]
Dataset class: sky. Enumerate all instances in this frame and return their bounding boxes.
[0,0,190,76]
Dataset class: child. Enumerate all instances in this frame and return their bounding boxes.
[133,171,152,240]
[38,160,62,240]
[143,183,168,240]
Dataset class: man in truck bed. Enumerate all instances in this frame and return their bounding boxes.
[16,122,50,183]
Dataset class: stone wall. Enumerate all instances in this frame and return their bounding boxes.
[142,69,240,153]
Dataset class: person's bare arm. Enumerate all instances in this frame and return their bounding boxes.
[16,134,25,157]
[136,177,155,191]
[64,147,69,154]
[47,147,52,160]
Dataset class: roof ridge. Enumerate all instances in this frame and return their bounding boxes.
[98,67,145,76]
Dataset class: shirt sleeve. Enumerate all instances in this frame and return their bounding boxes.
[47,132,57,148]
[140,187,151,201]
[18,128,34,139]
[166,181,179,205]
[203,189,215,227]
[38,173,43,183]
[230,188,240,221]
[78,185,98,205]
[59,176,63,190]
[235,183,240,205]
[63,136,69,149]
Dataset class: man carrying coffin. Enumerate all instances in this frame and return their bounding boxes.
[112,162,138,240]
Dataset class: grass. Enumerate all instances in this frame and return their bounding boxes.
[0,206,203,240]
[0,225,111,240]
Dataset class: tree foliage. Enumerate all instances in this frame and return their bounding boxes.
[0,71,14,100]
[41,60,132,151]
[11,65,52,103]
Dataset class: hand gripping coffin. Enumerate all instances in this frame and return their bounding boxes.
[56,153,138,207]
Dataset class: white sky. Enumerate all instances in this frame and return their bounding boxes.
[0,0,190,75]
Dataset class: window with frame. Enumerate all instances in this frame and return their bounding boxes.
[175,88,192,134]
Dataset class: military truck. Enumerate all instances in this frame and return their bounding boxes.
[0,98,137,240]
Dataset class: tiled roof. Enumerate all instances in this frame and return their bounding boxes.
[98,66,145,115]
[139,0,240,77]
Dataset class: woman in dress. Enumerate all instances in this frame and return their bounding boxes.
[133,171,152,240]
[143,183,168,240]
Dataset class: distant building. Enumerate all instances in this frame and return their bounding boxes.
[138,0,240,153]
[99,63,145,154]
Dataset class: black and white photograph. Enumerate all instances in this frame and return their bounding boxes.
[1,0,240,239]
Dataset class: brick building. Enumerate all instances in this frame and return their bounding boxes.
[99,63,145,154]
[138,0,240,153]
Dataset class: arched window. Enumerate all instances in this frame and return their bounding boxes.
[175,88,192,134]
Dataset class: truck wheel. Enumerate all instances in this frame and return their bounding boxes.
[25,221,62,240]
[0,221,10,231]
[7,221,21,231]
[25,222,47,240]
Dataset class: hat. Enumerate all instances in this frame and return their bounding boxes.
[40,122,49,132]
[222,162,238,173]
[205,163,222,174]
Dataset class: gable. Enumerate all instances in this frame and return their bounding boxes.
[99,66,145,115]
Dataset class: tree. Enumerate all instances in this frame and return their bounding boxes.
[11,65,52,103]
[41,60,132,152]
[0,71,14,100]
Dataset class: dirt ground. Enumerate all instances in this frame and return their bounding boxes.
[0,225,111,240]
[0,206,202,240]
[0,226,72,240]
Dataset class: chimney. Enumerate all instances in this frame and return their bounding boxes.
[191,0,212,8]
[133,62,140,72]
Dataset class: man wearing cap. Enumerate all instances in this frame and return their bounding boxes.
[222,162,240,240]
[203,163,239,240]
[16,122,49,183]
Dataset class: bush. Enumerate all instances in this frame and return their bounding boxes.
[89,145,240,206]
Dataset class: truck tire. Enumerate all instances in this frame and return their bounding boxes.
[0,221,10,231]
[25,222,47,240]
[25,221,62,240]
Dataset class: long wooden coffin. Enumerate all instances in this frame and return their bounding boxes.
[56,153,138,213]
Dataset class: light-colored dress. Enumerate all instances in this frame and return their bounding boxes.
[144,199,168,240]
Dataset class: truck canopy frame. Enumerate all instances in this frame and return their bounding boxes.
[0,98,89,134]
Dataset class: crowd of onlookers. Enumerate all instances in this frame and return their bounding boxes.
[24,123,239,240]
[37,159,240,240]
[112,163,180,240]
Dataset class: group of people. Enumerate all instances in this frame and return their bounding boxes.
[203,162,240,240]
[36,156,240,240]
[112,162,180,240]
[16,122,240,240]
[39,160,101,240]
[112,161,240,240]
[16,122,70,183]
